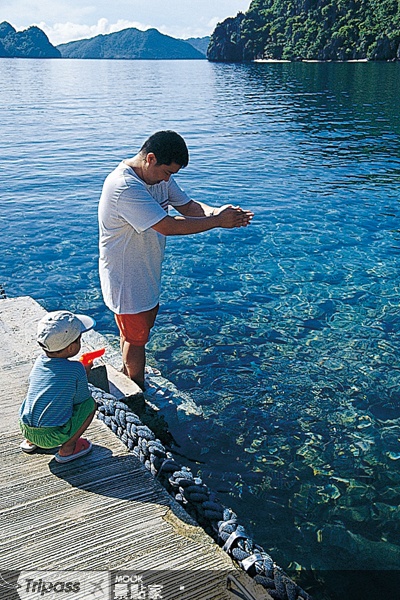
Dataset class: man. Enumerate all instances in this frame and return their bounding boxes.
[98,130,253,390]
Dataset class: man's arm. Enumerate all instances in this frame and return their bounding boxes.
[175,199,217,217]
[151,204,253,236]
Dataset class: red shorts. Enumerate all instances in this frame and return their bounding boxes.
[115,305,159,347]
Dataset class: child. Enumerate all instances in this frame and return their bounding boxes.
[19,310,97,463]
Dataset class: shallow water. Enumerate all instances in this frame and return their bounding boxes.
[1,58,400,598]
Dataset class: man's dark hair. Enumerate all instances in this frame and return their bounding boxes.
[140,130,189,168]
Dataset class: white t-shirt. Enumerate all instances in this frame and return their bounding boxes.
[98,161,190,314]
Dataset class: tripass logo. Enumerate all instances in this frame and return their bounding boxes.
[2,571,109,600]
[23,577,80,596]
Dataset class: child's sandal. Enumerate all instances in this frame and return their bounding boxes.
[19,440,38,453]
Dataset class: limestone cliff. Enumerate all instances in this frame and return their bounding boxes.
[207,0,400,62]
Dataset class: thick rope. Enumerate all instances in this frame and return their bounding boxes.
[91,385,312,600]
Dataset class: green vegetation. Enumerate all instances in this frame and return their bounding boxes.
[208,0,400,61]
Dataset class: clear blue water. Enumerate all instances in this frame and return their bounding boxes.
[1,58,400,598]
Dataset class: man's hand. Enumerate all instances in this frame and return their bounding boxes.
[215,205,254,228]
[152,204,254,236]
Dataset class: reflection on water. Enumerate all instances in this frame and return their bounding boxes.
[1,58,400,598]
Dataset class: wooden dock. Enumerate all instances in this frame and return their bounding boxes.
[0,296,265,600]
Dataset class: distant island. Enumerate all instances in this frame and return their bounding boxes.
[208,0,400,61]
[0,20,209,60]
[0,21,60,58]
[57,28,207,60]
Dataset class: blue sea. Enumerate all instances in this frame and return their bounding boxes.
[1,58,400,599]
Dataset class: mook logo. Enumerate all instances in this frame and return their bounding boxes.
[15,571,109,600]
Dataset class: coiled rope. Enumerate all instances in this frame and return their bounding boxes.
[91,385,312,600]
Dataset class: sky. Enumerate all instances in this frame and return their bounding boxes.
[0,1,252,46]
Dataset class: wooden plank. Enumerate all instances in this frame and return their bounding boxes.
[0,297,265,600]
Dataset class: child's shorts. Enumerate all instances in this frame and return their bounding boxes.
[19,396,96,449]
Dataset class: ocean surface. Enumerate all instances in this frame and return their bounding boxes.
[1,58,400,599]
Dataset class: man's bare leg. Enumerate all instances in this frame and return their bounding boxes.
[119,335,128,376]
[122,340,146,391]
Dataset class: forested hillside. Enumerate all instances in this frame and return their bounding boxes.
[208,0,400,61]
[0,21,60,58]
[58,28,204,59]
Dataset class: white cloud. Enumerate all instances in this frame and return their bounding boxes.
[0,0,97,27]
[157,19,217,41]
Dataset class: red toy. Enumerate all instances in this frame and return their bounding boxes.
[79,348,105,366]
